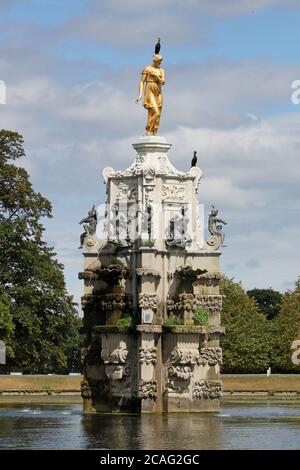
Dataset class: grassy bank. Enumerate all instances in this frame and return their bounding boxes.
[0,374,81,393]
[0,374,299,402]
[223,374,300,393]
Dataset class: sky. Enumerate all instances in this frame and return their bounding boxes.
[1,0,300,311]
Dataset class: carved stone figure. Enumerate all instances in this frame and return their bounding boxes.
[208,205,227,247]
[135,39,165,135]
[144,186,154,204]
[108,203,134,247]
[79,205,97,249]
[140,204,153,242]
[166,207,192,249]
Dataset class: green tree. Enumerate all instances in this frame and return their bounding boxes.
[247,288,282,320]
[0,129,81,373]
[270,278,300,372]
[220,278,271,373]
[0,286,15,362]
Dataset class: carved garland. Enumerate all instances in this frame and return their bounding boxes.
[167,294,222,313]
[139,293,158,310]
[198,347,222,366]
[139,380,158,400]
[162,185,186,202]
[192,380,222,400]
[139,346,157,365]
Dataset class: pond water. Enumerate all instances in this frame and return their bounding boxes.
[0,402,300,449]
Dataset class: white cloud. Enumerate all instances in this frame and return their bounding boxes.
[223,225,300,292]
[1,4,300,295]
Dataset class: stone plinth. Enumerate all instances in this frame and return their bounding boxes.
[80,136,225,414]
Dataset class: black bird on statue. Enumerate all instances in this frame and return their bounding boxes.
[154,38,161,54]
[191,150,197,168]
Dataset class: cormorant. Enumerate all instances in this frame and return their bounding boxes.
[155,38,161,54]
[191,150,197,167]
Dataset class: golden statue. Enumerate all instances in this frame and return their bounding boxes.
[135,39,165,135]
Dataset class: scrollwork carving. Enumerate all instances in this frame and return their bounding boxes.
[169,347,200,365]
[101,340,128,364]
[168,365,193,380]
[144,186,154,203]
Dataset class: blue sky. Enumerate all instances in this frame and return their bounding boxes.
[1,0,300,309]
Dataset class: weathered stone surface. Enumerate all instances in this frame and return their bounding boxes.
[139,293,158,310]
[168,294,223,314]
[139,380,158,400]
[80,136,224,414]
[192,380,223,399]
[198,347,223,366]
[139,346,157,365]
[136,268,161,277]
[136,324,162,333]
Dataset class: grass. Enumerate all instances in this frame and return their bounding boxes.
[0,374,299,397]
[0,375,82,393]
[222,375,300,392]
[192,307,209,326]
[163,315,184,326]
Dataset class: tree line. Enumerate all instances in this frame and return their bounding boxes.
[0,129,299,374]
[221,278,300,373]
[0,130,81,373]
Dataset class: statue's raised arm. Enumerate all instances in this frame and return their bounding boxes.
[135,38,165,136]
[78,205,97,249]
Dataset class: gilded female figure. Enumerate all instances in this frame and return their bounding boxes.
[136,49,165,136]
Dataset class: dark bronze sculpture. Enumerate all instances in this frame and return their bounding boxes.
[79,205,97,248]
[208,206,227,246]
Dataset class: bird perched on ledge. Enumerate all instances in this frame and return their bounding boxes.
[191,150,197,168]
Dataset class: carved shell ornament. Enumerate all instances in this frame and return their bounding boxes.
[85,236,96,247]
[102,167,115,183]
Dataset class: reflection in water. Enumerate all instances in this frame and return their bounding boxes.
[81,413,221,449]
[0,403,300,449]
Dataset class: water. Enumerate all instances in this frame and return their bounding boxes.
[0,403,300,449]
